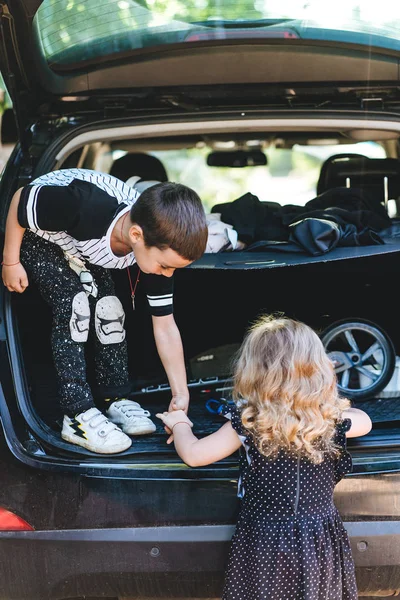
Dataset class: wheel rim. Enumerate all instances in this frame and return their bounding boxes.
[321,321,393,397]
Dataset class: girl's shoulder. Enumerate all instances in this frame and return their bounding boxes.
[222,405,352,438]
[221,406,353,477]
[221,402,251,442]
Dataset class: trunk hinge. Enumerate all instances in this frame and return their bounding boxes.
[16,121,58,186]
[16,155,34,187]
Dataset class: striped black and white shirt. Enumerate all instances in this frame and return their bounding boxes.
[18,168,174,316]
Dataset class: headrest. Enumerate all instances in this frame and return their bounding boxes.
[125,176,161,192]
[317,154,400,200]
[110,152,168,183]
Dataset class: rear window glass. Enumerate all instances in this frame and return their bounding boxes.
[34,1,400,67]
[108,141,386,212]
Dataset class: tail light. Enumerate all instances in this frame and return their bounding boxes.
[0,507,34,531]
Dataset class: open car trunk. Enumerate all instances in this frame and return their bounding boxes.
[13,240,400,460]
[4,93,400,467]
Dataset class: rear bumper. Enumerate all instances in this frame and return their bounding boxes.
[0,522,400,599]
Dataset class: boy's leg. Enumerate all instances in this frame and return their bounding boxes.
[90,265,156,435]
[21,232,95,416]
[87,265,131,400]
[20,232,131,453]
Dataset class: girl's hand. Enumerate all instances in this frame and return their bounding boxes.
[342,407,372,437]
[156,409,193,429]
[156,410,193,444]
[2,263,29,293]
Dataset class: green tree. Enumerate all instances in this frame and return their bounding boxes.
[0,72,12,115]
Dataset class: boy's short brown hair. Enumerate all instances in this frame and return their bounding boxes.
[130,182,208,261]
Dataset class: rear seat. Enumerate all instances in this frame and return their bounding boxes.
[316,154,400,217]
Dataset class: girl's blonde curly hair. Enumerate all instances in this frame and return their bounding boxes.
[232,314,350,464]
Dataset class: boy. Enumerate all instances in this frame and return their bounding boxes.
[2,168,207,454]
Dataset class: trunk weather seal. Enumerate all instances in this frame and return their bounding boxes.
[3,111,400,474]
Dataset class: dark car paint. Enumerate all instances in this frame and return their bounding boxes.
[2,411,400,599]
[3,298,400,600]
[2,4,400,598]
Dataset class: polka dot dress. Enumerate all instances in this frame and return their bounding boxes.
[222,405,357,600]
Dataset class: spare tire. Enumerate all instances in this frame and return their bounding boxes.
[320,318,396,400]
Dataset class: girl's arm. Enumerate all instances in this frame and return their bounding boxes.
[342,407,372,438]
[156,410,242,467]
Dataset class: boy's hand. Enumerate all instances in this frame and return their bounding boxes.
[2,263,29,293]
[168,393,189,414]
[166,394,189,443]
[156,410,193,445]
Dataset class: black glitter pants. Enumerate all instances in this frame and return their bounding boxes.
[20,232,131,416]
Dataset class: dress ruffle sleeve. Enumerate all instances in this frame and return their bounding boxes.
[333,418,353,483]
[221,403,252,498]
[221,403,249,440]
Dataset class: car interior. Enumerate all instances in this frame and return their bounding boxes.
[9,119,400,461]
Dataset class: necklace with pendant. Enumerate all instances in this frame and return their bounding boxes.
[127,265,140,311]
[120,209,140,310]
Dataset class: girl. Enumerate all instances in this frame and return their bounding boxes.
[157,315,372,600]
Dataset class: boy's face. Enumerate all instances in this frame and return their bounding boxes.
[132,239,191,277]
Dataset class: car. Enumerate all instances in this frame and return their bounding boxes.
[2,1,400,598]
